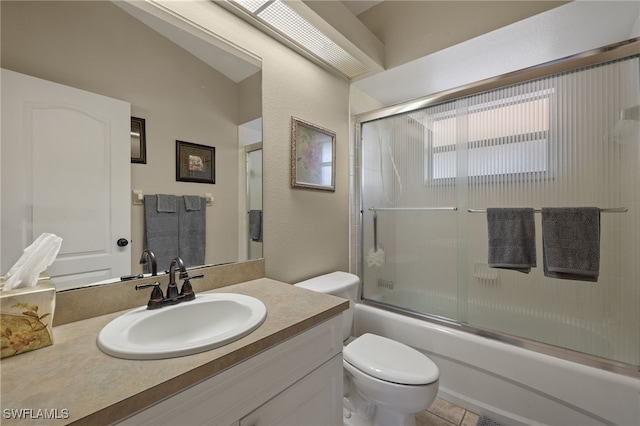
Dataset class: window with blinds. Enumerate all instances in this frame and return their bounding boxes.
[426,89,552,181]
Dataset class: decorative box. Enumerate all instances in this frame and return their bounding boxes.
[0,278,55,358]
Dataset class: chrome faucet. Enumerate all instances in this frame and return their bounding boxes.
[136,256,202,309]
[139,249,158,276]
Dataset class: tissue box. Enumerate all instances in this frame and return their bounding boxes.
[0,278,55,358]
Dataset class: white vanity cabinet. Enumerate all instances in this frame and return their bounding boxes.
[118,315,343,426]
[239,354,342,426]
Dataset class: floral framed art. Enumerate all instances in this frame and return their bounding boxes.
[290,117,336,192]
[176,140,215,184]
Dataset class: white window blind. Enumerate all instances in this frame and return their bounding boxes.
[427,89,552,180]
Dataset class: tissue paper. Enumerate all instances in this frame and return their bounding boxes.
[3,233,63,291]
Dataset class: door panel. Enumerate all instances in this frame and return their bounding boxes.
[1,69,130,289]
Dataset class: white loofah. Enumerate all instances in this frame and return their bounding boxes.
[366,246,385,267]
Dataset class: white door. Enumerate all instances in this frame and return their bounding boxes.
[1,69,131,290]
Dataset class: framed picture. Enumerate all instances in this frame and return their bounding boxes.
[130,117,146,164]
[176,140,215,184]
[290,117,336,191]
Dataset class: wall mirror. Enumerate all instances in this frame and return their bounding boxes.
[0,0,263,290]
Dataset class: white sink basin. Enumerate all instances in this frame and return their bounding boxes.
[97,293,267,360]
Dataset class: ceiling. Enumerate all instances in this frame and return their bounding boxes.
[119,1,640,108]
[350,0,640,107]
[115,1,261,83]
[341,0,384,16]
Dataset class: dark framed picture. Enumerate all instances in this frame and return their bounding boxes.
[176,140,215,184]
[290,117,336,191]
[130,117,146,164]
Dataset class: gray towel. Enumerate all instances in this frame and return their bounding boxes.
[144,195,179,271]
[542,207,600,282]
[249,210,263,242]
[156,194,177,212]
[179,196,206,267]
[183,195,201,211]
[487,208,536,273]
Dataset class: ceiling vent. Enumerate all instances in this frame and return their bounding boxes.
[224,0,380,79]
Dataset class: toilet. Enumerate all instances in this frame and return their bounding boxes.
[295,271,439,426]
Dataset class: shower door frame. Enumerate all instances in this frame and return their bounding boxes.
[353,38,640,378]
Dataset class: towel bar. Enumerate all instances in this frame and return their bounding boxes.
[132,190,214,206]
[467,207,628,213]
[368,207,457,212]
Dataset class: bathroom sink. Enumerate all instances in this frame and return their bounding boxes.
[97,293,267,360]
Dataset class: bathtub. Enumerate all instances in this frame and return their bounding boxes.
[353,303,640,425]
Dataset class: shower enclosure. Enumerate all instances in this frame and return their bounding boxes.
[357,46,640,371]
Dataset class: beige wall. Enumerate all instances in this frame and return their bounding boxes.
[2,1,351,284]
[238,72,262,125]
[159,2,351,283]
[1,1,244,271]
[358,1,568,69]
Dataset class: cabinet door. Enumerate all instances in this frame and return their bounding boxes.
[117,316,343,426]
[240,354,343,426]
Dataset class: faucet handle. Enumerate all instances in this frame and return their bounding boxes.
[135,282,164,309]
[179,274,203,301]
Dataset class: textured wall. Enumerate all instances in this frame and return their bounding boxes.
[126,1,352,283]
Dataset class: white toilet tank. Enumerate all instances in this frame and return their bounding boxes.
[294,271,359,341]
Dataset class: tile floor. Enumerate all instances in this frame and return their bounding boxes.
[416,398,480,426]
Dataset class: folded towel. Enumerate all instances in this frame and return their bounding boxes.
[156,194,177,212]
[542,207,600,282]
[249,210,263,242]
[183,195,201,211]
[144,195,179,271]
[179,197,206,267]
[487,208,536,273]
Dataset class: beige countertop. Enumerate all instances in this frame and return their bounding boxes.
[0,278,348,425]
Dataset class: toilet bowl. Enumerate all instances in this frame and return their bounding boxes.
[295,272,440,426]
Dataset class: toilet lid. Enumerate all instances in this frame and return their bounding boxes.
[343,333,439,385]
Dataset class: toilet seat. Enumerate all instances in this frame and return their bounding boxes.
[343,333,439,385]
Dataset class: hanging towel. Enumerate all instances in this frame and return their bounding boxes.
[156,194,177,212]
[183,195,201,211]
[144,195,179,272]
[542,207,600,282]
[487,208,536,273]
[249,210,263,242]
[179,196,206,267]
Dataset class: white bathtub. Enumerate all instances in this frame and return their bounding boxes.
[353,303,640,425]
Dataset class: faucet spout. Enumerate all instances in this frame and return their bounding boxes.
[169,257,186,283]
[167,257,186,299]
[139,249,158,276]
